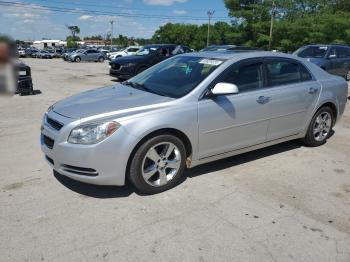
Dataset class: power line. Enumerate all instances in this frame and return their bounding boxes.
[38,0,228,14]
[0,1,232,21]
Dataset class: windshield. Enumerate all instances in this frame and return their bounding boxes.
[125,56,224,98]
[136,47,158,56]
[294,46,328,58]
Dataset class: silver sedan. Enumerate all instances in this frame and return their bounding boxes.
[41,51,348,194]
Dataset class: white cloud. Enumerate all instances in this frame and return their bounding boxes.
[23,19,35,24]
[143,0,187,6]
[79,15,93,21]
[0,1,160,40]
[75,14,156,38]
[173,10,187,15]
[0,2,65,40]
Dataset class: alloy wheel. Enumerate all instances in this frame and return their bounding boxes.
[141,142,181,187]
[313,112,332,142]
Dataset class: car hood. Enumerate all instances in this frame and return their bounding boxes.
[110,51,126,55]
[112,55,148,64]
[52,84,173,119]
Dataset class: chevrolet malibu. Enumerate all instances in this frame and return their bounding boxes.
[41,51,348,194]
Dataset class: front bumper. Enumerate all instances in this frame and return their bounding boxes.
[40,111,136,186]
[109,67,134,79]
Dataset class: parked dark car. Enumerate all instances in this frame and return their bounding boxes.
[36,50,54,59]
[294,44,350,81]
[25,48,38,57]
[15,60,34,95]
[109,44,192,80]
[30,50,40,58]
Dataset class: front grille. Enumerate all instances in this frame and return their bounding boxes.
[43,135,54,149]
[46,117,63,131]
[61,164,98,177]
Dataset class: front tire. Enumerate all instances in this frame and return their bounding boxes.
[129,135,186,194]
[74,56,81,62]
[303,106,334,147]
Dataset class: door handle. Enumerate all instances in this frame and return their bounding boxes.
[309,87,319,94]
[257,96,271,104]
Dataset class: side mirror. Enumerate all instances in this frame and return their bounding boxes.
[210,82,239,96]
[328,54,337,59]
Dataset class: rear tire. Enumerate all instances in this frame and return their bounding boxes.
[129,134,186,194]
[303,106,334,147]
[98,56,105,62]
[346,70,350,81]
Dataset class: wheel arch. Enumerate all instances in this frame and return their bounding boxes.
[315,101,338,124]
[125,128,193,180]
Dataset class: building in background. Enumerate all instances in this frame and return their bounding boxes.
[32,40,66,50]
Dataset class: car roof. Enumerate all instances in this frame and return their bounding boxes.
[181,51,306,62]
[145,44,178,48]
[305,44,350,48]
[206,45,236,48]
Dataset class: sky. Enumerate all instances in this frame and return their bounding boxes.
[0,0,231,40]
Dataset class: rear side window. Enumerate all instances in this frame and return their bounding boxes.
[337,47,350,58]
[265,60,312,87]
[222,63,263,92]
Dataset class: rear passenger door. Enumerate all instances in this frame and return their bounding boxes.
[335,47,350,77]
[86,50,97,61]
[263,58,321,140]
[328,47,347,76]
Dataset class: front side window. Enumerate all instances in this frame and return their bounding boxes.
[172,45,184,55]
[265,60,312,87]
[136,47,158,56]
[126,56,224,98]
[294,46,328,58]
[221,63,263,92]
[337,47,350,58]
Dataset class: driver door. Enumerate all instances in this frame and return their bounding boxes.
[198,59,271,159]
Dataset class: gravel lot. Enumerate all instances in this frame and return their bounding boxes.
[1,58,350,262]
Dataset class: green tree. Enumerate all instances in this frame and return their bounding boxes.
[66,36,78,48]
[66,25,80,41]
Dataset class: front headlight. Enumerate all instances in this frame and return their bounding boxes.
[68,122,120,145]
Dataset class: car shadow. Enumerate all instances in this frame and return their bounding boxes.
[19,89,42,96]
[53,137,334,198]
[185,140,303,178]
[53,170,136,198]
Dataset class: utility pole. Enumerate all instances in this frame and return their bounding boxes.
[268,1,276,51]
[207,10,215,47]
[110,20,115,47]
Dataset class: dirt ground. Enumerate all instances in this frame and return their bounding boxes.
[1,58,350,262]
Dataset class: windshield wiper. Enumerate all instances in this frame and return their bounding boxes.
[123,81,169,97]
